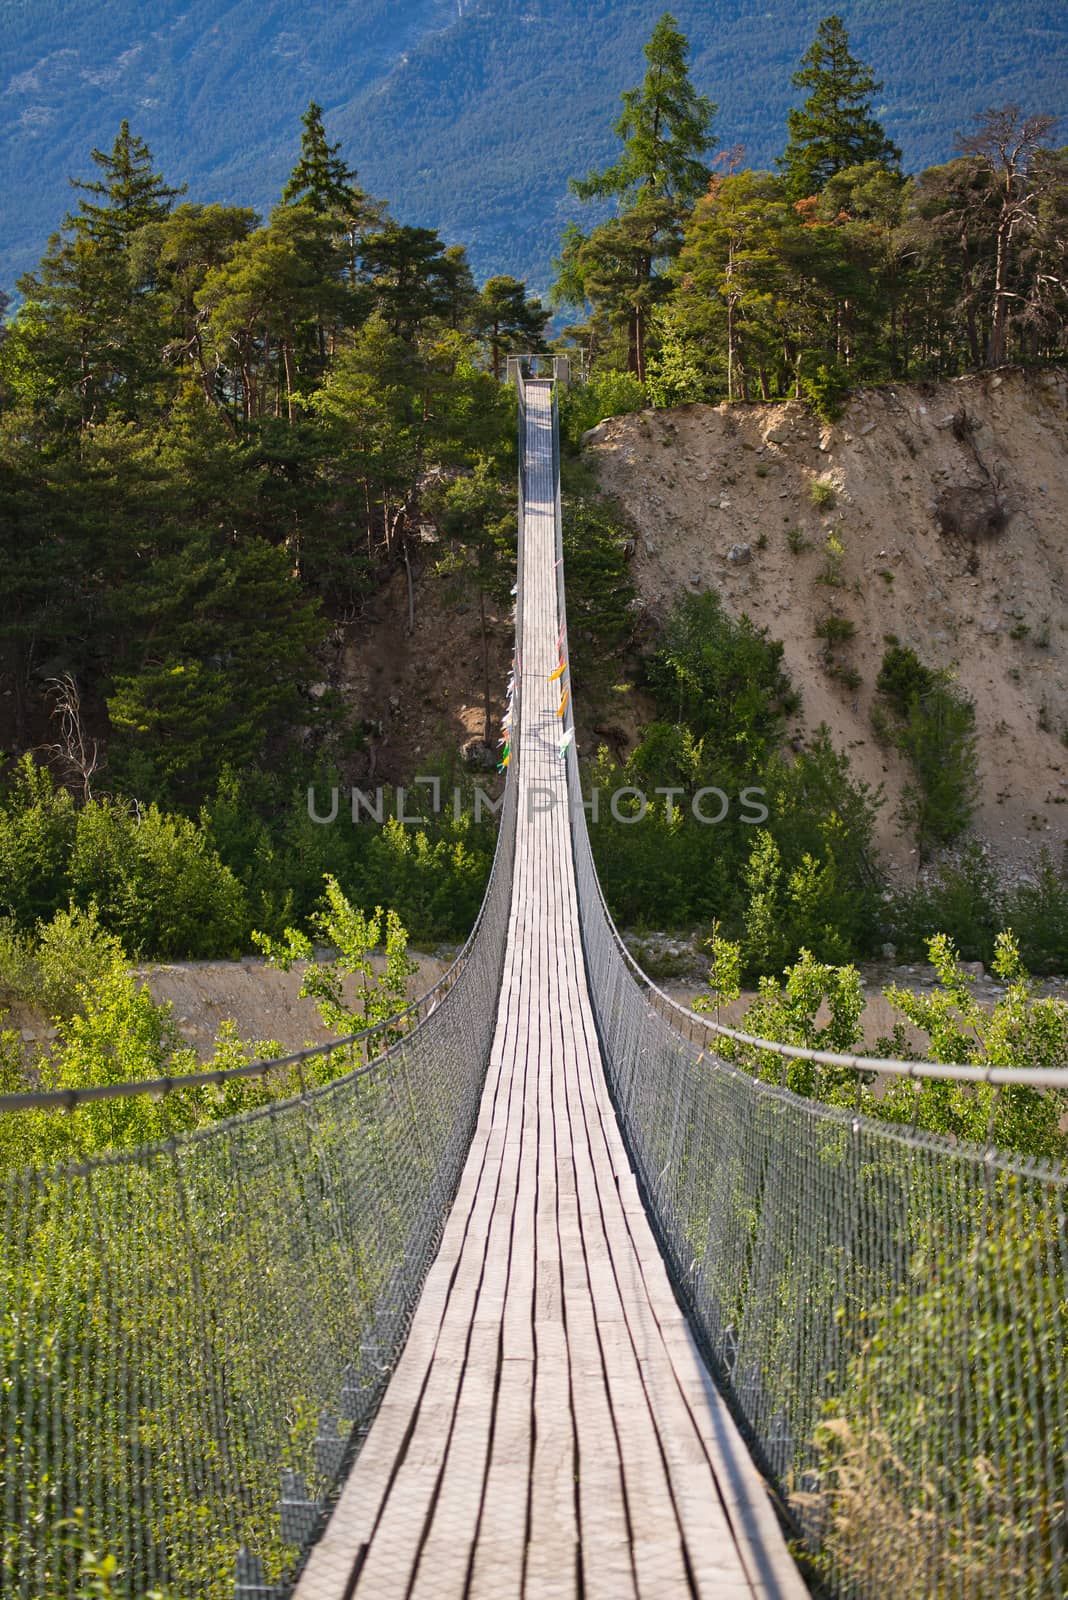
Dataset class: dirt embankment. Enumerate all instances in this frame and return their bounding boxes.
[583,366,1068,877]
[8,949,459,1062]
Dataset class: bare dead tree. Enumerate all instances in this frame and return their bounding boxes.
[46,673,102,802]
[956,106,1059,365]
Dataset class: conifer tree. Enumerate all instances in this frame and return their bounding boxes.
[563,12,714,379]
[780,15,901,198]
[475,275,549,379]
[282,101,362,215]
[71,121,185,249]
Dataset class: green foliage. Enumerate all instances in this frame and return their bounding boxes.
[68,802,248,958]
[876,645,979,855]
[560,495,638,687]
[878,933,1068,1160]
[561,13,714,378]
[255,876,415,1039]
[809,476,837,509]
[780,14,902,198]
[708,929,1068,1160]
[814,613,856,646]
[644,590,797,774]
[2,1,1067,298]
[0,761,248,959]
[559,369,647,447]
[692,920,741,1021]
[801,361,851,421]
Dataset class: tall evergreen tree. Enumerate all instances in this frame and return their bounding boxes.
[563,12,714,379]
[475,276,549,380]
[780,15,901,199]
[71,121,185,249]
[572,12,715,211]
[282,101,362,215]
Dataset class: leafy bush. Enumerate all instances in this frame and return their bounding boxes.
[0,756,77,925]
[815,613,857,646]
[876,645,979,856]
[809,476,837,510]
[644,590,798,776]
[559,369,647,448]
[69,801,249,958]
[888,845,1001,962]
[255,875,416,1041]
[801,362,851,422]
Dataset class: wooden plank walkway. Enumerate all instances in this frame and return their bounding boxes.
[294,382,806,1600]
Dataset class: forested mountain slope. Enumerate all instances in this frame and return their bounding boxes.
[3,0,1067,294]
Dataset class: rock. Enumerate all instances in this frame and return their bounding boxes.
[718,499,732,510]
[460,737,497,771]
[881,943,897,961]
[859,421,877,436]
[308,681,329,700]
[989,375,1003,389]
[581,422,608,445]
[766,426,790,445]
[388,694,401,712]
[961,961,985,978]
[689,573,702,586]
[726,543,752,566]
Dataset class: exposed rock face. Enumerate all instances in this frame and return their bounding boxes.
[584,367,1068,875]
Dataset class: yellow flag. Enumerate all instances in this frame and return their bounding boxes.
[557,687,570,718]
[547,660,566,683]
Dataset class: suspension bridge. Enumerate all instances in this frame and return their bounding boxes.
[1,366,1066,1600]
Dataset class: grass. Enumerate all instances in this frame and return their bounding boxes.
[809,476,836,510]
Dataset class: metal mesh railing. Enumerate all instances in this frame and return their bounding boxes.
[544,365,1068,1591]
[0,755,519,1599]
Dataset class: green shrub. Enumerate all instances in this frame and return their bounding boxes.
[69,801,249,958]
[888,845,1001,963]
[644,590,798,776]
[815,614,857,647]
[559,370,647,448]
[801,362,851,423]
[0,756,77,924]
[809,476,836,510]
[876,645,979,856]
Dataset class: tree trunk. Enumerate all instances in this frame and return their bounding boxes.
[403,538,415,636]
[726,292,736,403]
[480,589,492,743]
[987,217,1015,366]
[282,340,296,422]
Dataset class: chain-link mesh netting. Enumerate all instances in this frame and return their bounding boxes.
[565,752,1068,1598]
[0,764,518,1599]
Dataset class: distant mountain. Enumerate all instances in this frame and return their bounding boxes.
[2,1,1067,296]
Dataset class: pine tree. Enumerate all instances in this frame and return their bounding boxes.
[71,121,185,249]
[475,276,549,380]
[572,12,715,211]
[282,101,361,214]
[780,15,901,199]
[564,12,714,379]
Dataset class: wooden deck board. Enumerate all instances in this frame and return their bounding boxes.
[293,382,806,1600]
